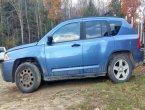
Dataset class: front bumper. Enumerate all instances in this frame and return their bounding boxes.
[2,60,15,82]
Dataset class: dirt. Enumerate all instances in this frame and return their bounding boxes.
[1,65,145,110]
[0,67,100,110]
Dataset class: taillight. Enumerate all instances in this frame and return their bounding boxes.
[138,35,144,49]
[138,35,141,48]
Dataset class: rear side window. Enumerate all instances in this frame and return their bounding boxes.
[102,22,109,36]
[85,21,109,39]
[109,21,122,36]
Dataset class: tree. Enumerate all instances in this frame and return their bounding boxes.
[140,0,145,22]
[0,0,122,49]
[61,0,73,20]
[24,0,31,43]
[8,0,24,44]
[83,0,99,17]
[109,0,122,17]
[121,0,141,22]
[43,0,61,27]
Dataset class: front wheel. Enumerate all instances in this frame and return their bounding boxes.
[15,62,41,93]
[108,54,133,83]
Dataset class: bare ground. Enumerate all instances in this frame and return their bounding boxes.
[0,65,145,110]
[0,67,106,110]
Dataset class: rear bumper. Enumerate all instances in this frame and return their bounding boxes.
[1,60,15,82]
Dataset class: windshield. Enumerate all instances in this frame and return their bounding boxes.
[0,48,4,53]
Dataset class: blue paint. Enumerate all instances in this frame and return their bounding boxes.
[2,17,144,82]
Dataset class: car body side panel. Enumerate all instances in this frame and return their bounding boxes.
[113,34,143,64]
[2,45,47,82]
[45,40,83,76]
[82,37,115,74]
[114,35,132,51]
[2,60,14,82]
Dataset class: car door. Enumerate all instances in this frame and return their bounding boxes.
[45,22,83,76]
[82,20,114,74]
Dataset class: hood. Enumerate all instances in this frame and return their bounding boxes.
[7,42,38,53]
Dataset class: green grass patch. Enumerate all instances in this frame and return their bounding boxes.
[68,73,145,110]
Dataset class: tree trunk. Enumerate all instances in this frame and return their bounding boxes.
[37,0,42,38]
[35,0,40,40]
[25,0,31,43]
[17,0,24,44]
[0,0,2,24]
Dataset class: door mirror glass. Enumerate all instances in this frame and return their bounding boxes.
[48,36,53,45]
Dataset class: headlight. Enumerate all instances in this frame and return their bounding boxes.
[4,54,9,61]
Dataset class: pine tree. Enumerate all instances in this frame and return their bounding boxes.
[83,0,98,17]
[109,0,122,17]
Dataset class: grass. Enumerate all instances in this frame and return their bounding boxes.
[0,63,144,110]
[67,69,145,110]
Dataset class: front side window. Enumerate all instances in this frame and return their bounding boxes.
[53,23,80,43]
[109,21,122,36]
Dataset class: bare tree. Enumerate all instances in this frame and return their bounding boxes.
[8,0,24,44]
[24,0,31,43]
[35,0,40,40]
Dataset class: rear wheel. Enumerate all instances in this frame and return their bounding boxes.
[15,62,41,93]
[108,54,133,83]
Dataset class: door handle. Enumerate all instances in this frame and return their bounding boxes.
[71,44,80,47]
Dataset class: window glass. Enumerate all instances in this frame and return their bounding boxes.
[102,22,109,36]
[86,21,101,38]
[53,23,80,43]
[85,21,109,38]
[0,48,4,53]
[109,21,122,36]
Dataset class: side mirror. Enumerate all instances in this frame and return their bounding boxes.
[48,36,53,45]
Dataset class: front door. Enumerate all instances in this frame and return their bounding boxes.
[45,22,83,76]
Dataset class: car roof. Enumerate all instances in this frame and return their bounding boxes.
[64,17,124,23]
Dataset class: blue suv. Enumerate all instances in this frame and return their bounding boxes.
[2,17,144,93]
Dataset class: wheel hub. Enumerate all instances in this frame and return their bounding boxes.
[19,69,34,88]
[23,74,30,82]
[118,67,123,72]
[113,59,129,80]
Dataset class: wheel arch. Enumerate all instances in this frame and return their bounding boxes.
[106,50,135,73]
[12,57,44,82]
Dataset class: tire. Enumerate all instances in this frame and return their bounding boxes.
[108,54,133,83]
[15,62,41,93]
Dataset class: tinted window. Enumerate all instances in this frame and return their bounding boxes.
[53,23,80,43]
[86,21,101,38]
[109,21,121,36]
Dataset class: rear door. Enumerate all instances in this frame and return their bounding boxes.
[82,20,115,74]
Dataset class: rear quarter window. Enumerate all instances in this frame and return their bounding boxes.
[115,20,137,35]
[109,21,122,36]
